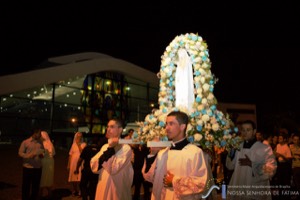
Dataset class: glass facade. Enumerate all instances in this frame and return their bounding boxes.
[0,71,158,145]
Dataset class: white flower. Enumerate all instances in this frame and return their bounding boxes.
[197,104,204,111]
[194,76,201,82]
[177,105,189,114]
[223,134,232,140]
[194,133,203,142]
[212,123,219,131]
[164,67,170,74]
[194,64,201,70]
[149,130,156,137]
[207,93,214,100]
[195,41,202,47]
[197,120,203,126]
[201,98,207,105]
[187,124,193,132]
[210,117,217,124]
[202,63,209,69]
[200,77,206,84]
[199,68,206,75]
[143,126,149,133]
[162,57,171,66]
[158,113,167,122]
[194,57,201,63]
[202,114,210,122]
[203,83,210,92]
[166,46,172,52]
[154,109,161,117]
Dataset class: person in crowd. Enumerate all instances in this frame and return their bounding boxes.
[288,132,295,145]
[67,132,86,196]
[74,136,100,200]
[226,120,277,200]
[121,128,134,139]
[220,148,232,185]
[98,130,109,151]
[255,131,264,142]
[90,118,133,200]
[274,132,292,191]
[18,128,44,200]
[271,134,278,150]
[212,145,223,181]
[202,149,218,200]
[39,131,55,199]
[263,133,273,146]
[131,143,149,200]
[289,133,300,192]
[221,130,241,186]
[142,142,163,200]
[144,111,208,199]
[120,127,146,199]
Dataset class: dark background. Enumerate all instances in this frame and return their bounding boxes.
[1,2,300,132]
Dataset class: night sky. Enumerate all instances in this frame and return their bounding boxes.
[1,2,300,128]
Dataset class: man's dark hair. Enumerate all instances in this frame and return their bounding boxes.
[242,120,256,130]
[32,128,41,135]
[128,129,134,133]
[167,111,189,125]
[292,132,300,139]
[260,130,270,140]
[121,128,134,139]
[112,118,124,128]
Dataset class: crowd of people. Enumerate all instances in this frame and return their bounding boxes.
[18,114,300,200]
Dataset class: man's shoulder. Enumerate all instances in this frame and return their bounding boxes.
[253,141,269,149]
[83,144,99,151]
[122,144,133,151]
[21,137,33,143]
[100,143,109,150]
[157,147,168,157]
[185,143,202,152]
[251,141,273,154]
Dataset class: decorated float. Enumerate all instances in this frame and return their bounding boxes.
[123,33,241,152]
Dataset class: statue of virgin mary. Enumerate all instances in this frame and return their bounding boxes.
[175,48,195,113]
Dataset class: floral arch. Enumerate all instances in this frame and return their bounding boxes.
[136,33,240,151]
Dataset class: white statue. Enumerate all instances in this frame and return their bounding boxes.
[175,48,195,113]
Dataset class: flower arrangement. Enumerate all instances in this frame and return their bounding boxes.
[137,33,241,151]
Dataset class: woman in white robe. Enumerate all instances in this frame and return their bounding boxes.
[40,131,55,198]
[67,132,86,196]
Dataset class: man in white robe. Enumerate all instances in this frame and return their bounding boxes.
[90,119,133,200]
[144,111,208,200]
[226,120,277,200]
